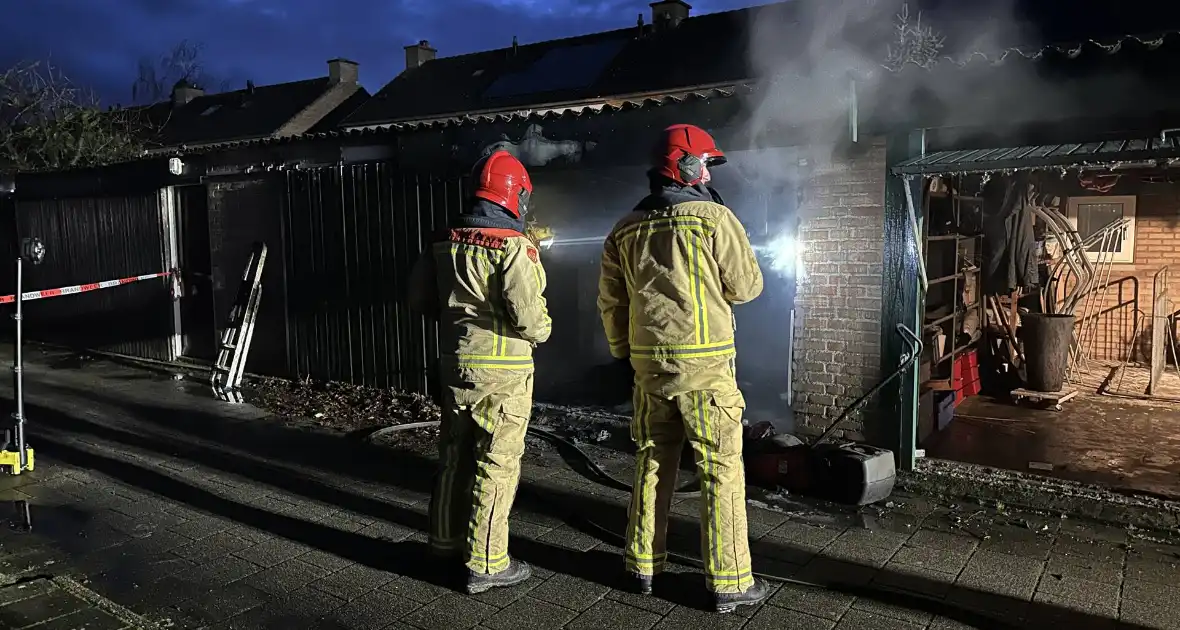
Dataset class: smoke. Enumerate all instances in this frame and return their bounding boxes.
[740,0,1062,167]
[742,0,880,155]
[728,0,1072,432]
[730,0,1082,286]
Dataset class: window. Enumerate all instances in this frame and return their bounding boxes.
[1065,195,1136,264]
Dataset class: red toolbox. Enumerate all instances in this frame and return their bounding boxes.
[952,350,981,405]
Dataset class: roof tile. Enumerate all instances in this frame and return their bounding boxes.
[133,77,342,148]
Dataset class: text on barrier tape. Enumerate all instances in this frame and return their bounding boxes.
[0,271,173,304]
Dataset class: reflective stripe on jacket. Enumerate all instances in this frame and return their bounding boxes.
[408,227,551,381]
[598,200,763,374]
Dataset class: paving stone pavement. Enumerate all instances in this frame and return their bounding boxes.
[0,576,155,629]
[0,349,1178,630]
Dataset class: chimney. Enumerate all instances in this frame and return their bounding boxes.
[650,0,691,29]
[404,40,437,70]
[171,80,203,106]
[328,58,359,84]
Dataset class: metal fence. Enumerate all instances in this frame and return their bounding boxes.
[11,194,174,360]
[206,177,289,376]
[283,162,466,395]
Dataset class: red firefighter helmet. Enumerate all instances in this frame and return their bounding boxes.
[473,150,533,218]
[652,124,727,186]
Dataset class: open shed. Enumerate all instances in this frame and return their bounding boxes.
[895,136,1180,497]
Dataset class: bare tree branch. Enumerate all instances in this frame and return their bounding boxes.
[0,60,161,172]
[884,2,946,71]
[131,39,230,105]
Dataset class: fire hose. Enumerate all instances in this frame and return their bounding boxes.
[362,328,1014,628]
[369,325,922,493]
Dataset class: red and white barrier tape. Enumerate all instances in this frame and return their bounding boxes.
[0,271,173,304]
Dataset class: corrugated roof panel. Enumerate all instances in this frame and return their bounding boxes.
[893,136,1180,175]
[1151,136,1180,150]
[1057,144,1086,156]
[1023,144,1062,158]
[1012,146,1046,159]
[988,146,1032,161]
[1097,139,1129,153]
[925,149,969,165]
[967,147,1013,162]
[948,148,997,164]
[927,150,975,165]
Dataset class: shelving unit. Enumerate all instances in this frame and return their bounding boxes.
[919,180,984,397]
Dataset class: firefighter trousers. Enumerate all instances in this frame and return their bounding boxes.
[624,380,754,594]
[428,375,533,574]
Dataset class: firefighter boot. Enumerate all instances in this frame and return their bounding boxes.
[466,558,532,595]
[628,572,653,595]
[713,578,771,614]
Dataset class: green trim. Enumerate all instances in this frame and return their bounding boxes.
[877,131,925,470]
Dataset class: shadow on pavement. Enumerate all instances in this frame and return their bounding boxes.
[7,381,1153,630]
[41,349,190,383]
[24,412,629,592]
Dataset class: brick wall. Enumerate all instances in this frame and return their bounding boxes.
[1130,187,1180,365]
[791,139,887,441]
[1051,180,1180,364]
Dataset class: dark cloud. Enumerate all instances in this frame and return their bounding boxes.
[0,0,760,106]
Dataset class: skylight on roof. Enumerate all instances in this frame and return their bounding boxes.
[201,104,221,116]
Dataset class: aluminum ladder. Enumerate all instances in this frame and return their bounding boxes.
[211,242,267,403]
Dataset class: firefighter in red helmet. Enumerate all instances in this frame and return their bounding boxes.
[598,124,767,612]
[408,149,552,594]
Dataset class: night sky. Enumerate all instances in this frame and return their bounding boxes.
[0,0,763,106]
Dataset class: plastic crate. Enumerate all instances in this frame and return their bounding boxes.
[952,349,981,404]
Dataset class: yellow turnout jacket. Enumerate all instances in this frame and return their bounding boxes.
[598,199,763,375]
[409,227,551,383]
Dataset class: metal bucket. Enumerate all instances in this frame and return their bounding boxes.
[1022,313,1075,392]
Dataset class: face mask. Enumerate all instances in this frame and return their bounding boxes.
[517,187,531,218]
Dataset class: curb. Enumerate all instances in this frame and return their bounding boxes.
[0,576,160,629]
[901,458,1180,536]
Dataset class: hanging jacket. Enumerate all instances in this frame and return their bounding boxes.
[598,181,763,375]
[408,201,551,382]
